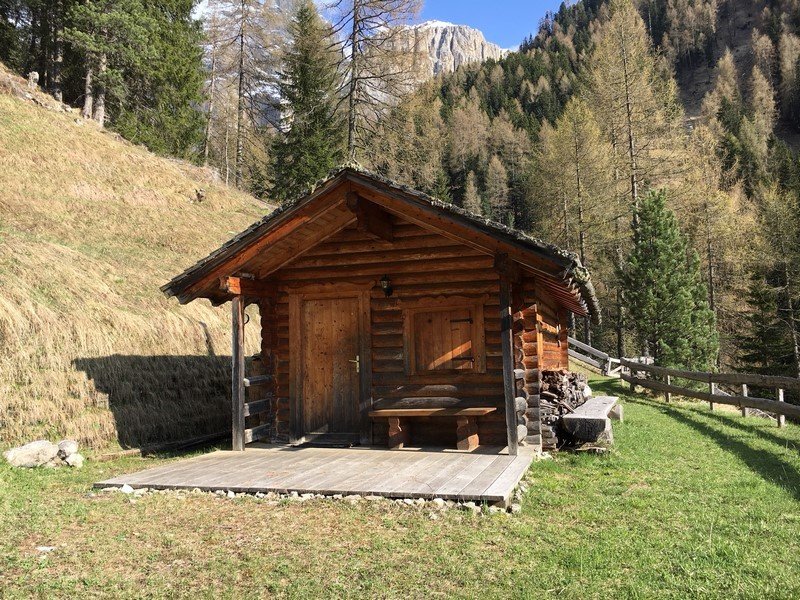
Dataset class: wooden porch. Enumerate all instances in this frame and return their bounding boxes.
[96,444,534,505]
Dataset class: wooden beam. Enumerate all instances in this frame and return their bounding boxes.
[220,276,277,297]
[346,191,394,242]
[231,296,245,451]
[499,263,519,456]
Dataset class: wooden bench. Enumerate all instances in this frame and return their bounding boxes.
[561,396,622,443]
[369,406,497,451]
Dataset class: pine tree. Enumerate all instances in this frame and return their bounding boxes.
[462,170,482,215]
[112,0,205,159]
[621,189,718,368]
[735,272,794,377]
[270,1,342,203]
[65,0,155,127]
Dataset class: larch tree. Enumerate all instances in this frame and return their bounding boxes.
[327,0,421,162]
[368,84,449,197]
[462,170,482,215]
[270,0,343,203]
[587,0,682,224]
[536,96,613,344]
[206,0,294,189]
[485,154,510,224]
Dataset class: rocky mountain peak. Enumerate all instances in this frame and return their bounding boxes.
[397,20,508,79]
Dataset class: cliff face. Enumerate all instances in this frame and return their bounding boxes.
[397,21,508,79]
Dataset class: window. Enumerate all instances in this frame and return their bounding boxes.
[404,301,485,374]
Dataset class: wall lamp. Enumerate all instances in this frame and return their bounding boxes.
[380,274,393,297]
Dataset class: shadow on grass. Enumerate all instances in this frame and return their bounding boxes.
[73,355,231,449]
[695,407,800,455]
[626,395,800,501]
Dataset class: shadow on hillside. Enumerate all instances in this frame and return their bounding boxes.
[627,396,800,501]
[73,355,231,449]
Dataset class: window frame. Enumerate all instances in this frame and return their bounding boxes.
[401,297,487,376]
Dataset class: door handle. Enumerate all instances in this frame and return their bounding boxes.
[349,355,360,373]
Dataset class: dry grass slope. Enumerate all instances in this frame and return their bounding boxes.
[0,64,266,450]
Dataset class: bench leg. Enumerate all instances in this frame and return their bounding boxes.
[456,416,479,451]
[387,417,410,449]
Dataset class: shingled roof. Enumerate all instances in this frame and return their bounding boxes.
[162,165,600,320]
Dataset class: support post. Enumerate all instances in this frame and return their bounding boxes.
[709,382,716,411]
[777,388,786,428]
[741,383,748,418]
[499,272,519,456]
[665,374,672,403]
[231,296,246,451]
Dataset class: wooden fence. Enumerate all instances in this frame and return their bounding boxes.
[620,358,800,427]
[568,336,622,376]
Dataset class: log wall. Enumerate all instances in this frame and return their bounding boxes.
[255,217,569,450]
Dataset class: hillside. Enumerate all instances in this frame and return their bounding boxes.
[0,64,266,450]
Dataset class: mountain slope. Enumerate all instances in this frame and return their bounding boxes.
[0,64,266,450]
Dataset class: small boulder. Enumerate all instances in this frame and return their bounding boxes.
[57,440,79,459]
[65,453,84,469]
[509,503,522,514]
[120,484,135,494]
[431,498,446,508]
[3,440,59,468]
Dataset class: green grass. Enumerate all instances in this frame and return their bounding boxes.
[2,376,800,598]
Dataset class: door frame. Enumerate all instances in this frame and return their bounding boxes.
[287,286,372,445]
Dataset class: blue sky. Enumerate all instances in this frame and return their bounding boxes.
[419,0,564,49]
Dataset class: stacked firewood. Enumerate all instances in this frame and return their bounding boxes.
[539,369,590,447]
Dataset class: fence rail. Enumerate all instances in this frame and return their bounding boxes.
[568,336,622,376]
[620,358,797,425]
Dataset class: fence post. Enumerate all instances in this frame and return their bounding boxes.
[630,365,636,392]
[741,384,748,417]
[709,382,716,411]
[665,374,671,403]
[777,388,786,428]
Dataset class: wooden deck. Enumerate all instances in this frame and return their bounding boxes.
[96,445,534,505]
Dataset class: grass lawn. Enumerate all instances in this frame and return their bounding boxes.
[2,376,800,599]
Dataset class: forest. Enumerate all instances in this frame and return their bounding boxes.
[2,0,799,386]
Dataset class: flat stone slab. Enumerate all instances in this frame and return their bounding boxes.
[96,445,534,505]
[562,396,620,442]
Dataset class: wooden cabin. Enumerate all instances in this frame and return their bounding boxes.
[162,167,599,455]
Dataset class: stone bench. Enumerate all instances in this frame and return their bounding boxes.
[369,407,497,451]
[561,396,622,443]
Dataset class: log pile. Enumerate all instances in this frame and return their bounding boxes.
[539,369,590,447]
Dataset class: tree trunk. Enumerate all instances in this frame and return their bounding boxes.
[203,44,217,167]
[51,8,64,103]
[82,64,93,120]
[781,252,800,380]
[93,51,107,127]
[346,0,360,161]
[235,0,246,188]
[619,23,640,229]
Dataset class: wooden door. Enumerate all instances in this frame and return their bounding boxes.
[298,295,362,436]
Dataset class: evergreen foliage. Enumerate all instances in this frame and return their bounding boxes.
[2,0,204,159]
[112,0,205,159]
[735,273,794,376]
[270,1,342,203]
[620,189,718,368]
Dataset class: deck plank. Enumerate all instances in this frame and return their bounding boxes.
[94,445,531,503]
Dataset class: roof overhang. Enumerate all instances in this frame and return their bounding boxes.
[161,167,600,321]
